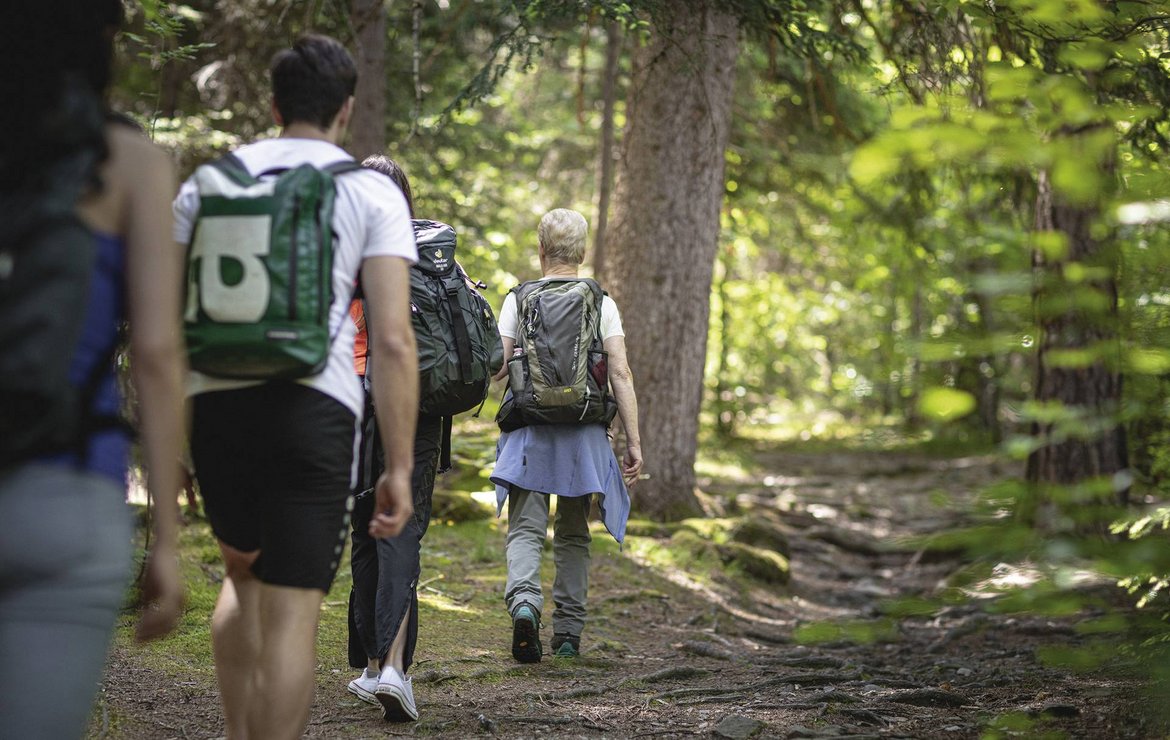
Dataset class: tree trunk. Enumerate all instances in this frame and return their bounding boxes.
[591,19,622,282]
[714,249,734,437]
[605,1,739,521]
[1025,169,1128,526]
[968,285,1002,443]
[348,0,387,159]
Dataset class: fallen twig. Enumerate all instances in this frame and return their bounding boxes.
[650,671,863,703]
[636,666,709,684]
[525,666,708,702]
[418,573,444,589]
[676,639,737,660]
[761,655,846,669]
[884,688,969,708]
[676,692,749,706]
[836,707,891,726]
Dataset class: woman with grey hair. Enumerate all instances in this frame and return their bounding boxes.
[490,208,642,661]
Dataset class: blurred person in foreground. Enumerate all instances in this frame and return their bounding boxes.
[0,2,186,737]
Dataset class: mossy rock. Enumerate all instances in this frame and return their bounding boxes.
[717,541,790,584]
[670,529,716,557]
[679,517,739,543]
[625,519,682,538]
[431,488,494,523]
[729,517,790,558]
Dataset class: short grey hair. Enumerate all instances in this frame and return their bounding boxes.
[538,208,588,265]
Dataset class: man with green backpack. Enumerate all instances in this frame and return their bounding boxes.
[172,35,418,740]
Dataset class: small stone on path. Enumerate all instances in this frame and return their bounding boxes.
[713,714,766,739]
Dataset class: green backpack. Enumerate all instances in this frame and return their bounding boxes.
[183,153,361,379]
[496,278,618,432]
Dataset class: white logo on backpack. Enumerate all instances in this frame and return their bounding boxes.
[185,166,277,324]
[185,215,272,323]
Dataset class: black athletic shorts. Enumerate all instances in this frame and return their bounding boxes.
[191,382,357,591]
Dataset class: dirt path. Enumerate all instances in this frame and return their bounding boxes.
[90,450,1156,739]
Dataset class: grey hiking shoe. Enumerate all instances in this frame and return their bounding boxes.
[551,633,580,658]
[511,605,542,663]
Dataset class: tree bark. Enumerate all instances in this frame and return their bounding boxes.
[605,1,739,521]
[1025,169,1128,525]
[348,0,387,159]
[591,19,622,282]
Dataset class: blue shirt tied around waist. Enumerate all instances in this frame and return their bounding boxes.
[491,422,630,544]
[41,230,130,483]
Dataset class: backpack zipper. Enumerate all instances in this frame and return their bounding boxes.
[531,294,562,385]
[289,193,301,321]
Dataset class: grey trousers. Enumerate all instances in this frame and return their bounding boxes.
[0,463,132,740]
[504,489,592,637]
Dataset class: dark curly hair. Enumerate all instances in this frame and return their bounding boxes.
[271,35,358,130]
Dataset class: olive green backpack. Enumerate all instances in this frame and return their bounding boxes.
[496,278,618,432]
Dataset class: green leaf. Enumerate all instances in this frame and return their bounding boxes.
[1127,348,1170,375]
[919,387,976,422]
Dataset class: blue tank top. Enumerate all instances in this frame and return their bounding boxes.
[43,230,131,482]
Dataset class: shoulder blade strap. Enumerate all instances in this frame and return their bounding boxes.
[512,280,535,302]
[210,152,254,185]
[325,160,364,176]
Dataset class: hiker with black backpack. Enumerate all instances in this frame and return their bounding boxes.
[0,3,186,737]
[172,36,418,740]
[346,155,503,721]
[490,208,643,662]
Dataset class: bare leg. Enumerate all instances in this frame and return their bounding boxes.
[382,606,411,672]
[246,583,326,740]
[210,542,261,740]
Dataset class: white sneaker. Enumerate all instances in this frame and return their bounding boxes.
[375,666,418,721]
[346,668,380,705]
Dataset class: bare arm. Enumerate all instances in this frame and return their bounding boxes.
[604,335,642,486]
[492,336,515,382]
[119,131,186,640]
[361,255,418,538]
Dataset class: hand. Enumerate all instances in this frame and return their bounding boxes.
[622,444,643,487]
[369,469,413,539]
[135,545,183,642]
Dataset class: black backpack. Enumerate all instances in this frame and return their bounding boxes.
[0,115,116,469]
[410,219,504,419]
[495,277,618,432]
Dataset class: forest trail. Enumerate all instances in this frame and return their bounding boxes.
[90,448,1152,739]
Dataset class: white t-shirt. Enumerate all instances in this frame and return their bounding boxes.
[497,279,624,341]
[173,138,417,418]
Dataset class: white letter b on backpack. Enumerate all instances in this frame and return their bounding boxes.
[186,214,272,323]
